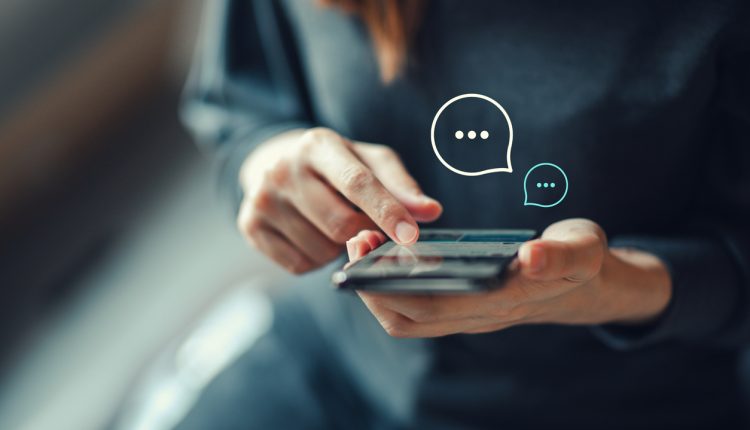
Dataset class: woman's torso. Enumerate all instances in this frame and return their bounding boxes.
[277,1,746,428]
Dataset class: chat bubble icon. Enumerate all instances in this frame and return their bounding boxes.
[430,93,513,176]
[523,163,569,208]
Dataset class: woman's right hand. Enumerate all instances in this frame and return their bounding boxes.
[237,127,442,273]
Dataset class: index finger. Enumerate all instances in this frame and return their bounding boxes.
[305,134,419,245]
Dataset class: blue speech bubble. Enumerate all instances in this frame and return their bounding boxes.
[523,163,568,208]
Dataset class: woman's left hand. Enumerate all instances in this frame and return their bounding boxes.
[346,219,672,338]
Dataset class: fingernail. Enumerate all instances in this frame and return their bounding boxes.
[395,222,418,244]
[345,240,355,260]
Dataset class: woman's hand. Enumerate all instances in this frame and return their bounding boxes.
[237,127,442,273]
[347,219,672,338]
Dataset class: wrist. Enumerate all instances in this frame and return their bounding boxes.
[601,247,673,325]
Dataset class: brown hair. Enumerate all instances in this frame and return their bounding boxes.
[320,0,425,82]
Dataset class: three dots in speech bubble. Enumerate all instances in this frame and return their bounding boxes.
[454,130,490,140]
[431,94,569,208]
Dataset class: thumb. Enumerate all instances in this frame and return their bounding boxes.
[518,219,606,282]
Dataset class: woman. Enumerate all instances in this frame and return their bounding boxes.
[179,0,750,428]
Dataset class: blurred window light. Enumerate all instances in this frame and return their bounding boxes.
[116,285,273,430]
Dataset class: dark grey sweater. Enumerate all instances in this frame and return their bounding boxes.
[182,0,750,428]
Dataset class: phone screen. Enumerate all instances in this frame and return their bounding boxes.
[340,229,536,281]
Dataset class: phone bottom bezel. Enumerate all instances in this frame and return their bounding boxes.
[335,277,501,294]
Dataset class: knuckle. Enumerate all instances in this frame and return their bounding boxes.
[583,218,605,235]
[249,188,274,213]
[245,216,264,237]
[238,214,264,242]
[266,158,293,187]
[592,225,607,245]
[339,165,374,194]
[573,218,608,247]
[303,127,337,141]
[570,240,604,280]
[299,127,338,154]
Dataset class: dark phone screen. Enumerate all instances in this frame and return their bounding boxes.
[343,229,536,280]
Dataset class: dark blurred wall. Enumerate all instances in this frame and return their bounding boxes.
[0,0,200,363]
[0,0,143,117]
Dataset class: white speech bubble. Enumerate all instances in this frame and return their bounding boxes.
[430,93,514,176]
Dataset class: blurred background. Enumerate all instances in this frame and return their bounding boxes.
[2,2,750,430]
[0,1,292,429]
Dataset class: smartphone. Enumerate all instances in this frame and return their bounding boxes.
[332,229,537,293]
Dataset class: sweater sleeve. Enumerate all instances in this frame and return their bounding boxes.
[592,11,750,350]
[180,0,313,212]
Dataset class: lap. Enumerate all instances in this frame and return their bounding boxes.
[175,273,391,430]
